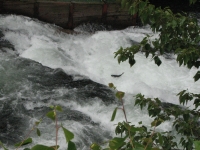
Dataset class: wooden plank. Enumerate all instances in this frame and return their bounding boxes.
[107,15,132,22]
[107,3,128,16]
[73,3,102,17]
[73,16,102,26]
[38,2,69,27]
[3,1,34,16]
[0,0,3,12]
[1,1,137,29]
[106,15,135,28]
[106,3,134,28]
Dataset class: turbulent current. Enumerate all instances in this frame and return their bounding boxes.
[0,14,200,150]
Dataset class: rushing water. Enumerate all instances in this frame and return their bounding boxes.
[0,14,200,150]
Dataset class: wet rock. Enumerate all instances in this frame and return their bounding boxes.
[0,30,15,51]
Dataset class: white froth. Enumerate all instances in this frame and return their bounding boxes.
[1,14,200,149]
[1,15,199,100]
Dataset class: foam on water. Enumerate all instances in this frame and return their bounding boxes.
[0,14,200,149]
[1,15,199,102]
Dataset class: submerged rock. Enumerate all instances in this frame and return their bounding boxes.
[0,30,15,51]
[0,55,117,146]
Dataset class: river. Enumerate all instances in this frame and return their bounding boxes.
[0,14,199,150]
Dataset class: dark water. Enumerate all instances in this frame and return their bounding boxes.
[0,30,117,149]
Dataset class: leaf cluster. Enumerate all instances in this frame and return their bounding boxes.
[114,0,200,81]
[135,93,200,150]
[0,105,77,150]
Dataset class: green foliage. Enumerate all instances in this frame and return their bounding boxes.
[46,110,56,121]
[55,105,63,112]
[115,0,200,81]
[109,137,126,149]
[67,141,77,150]
[0,105,76,150]
[30,145,54,150]
[111,107,118,121]
[108,82,116,89]
[0,141,8,150]
[177,90,200,109]
[135,93,200,150]
[15,138,32,147]
[194,141,200,150]
[36,128,41,136]
[90,143,101,150]
[91,87,200,150]
[190,0,198,4]
[194,71,200,82]
[108,0,200,149]
[116,91,125,99]
[62,125,75,142]
[46,105,63,121]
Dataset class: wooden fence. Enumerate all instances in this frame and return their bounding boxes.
[0,0,138,29]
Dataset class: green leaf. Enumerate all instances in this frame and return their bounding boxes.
[157,132,163,145]
[90,143,101,150]
[190,0,197,4]
[139,1,147,12]
[151,120,157,127]
[194,98,200,109]
[37,128,41,136]
[151,148,160,150]
[154,56,162,66]
[0,141,8,150]
[108,83,114,88]
[67,141,76,150]
[111,107,118,121]
[183,113,189,122]
[121,0,126,8]
[130,126,143,132]
[109,137,126,149]
[124,123,143,133]
[129,57,136,67]
[133,147,145,150]
[55,105,62,112]
[177,90,186,96]
[138,121,142,125]
[49,105,54,109]
[145,51,150,58]
[171,19,177,29]
[116,91,125,99]
[151,118,164,127]
[15,138,32,147]
[194,141,200,150]
[50,145,59,149]
[108,83,116,90]
[46,111,55,121]
[194,71,200,82]
[62,126,74,142]
[31,145,54,150]
[145,43,151,51]
[24,148,31,150]
[35,121,41,126]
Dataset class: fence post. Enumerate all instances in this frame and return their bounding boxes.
[0,0,4,13]
[102,3,108,23]
[67,3,74,29]
[34,0,39,18]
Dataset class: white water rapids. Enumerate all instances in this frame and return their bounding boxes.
[0,14,200,149]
